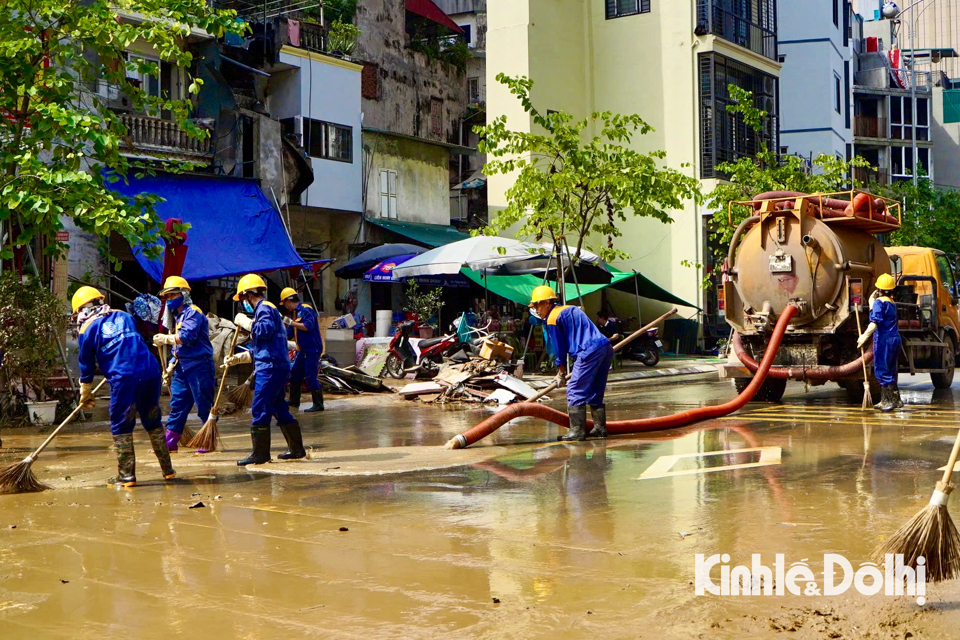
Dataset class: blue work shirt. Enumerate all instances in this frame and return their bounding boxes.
[249,300,291,371]
[546,305,610,368]
[290,302,323,354]
[78,310,161,384]
[174,304,214,365]
[869,296,899,336]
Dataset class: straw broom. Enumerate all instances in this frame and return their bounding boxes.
[188,328,240,452]
[159,356,195,444]
[853,302,874,409]
[223,371,255,414]
[874,428,960,582]
[0,378,108,494]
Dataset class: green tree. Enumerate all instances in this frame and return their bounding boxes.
[0,0,241,269]
[706,86,869,252]
[476,74,702,264]
[879,178,960,254]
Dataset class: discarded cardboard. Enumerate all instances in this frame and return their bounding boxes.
[494,372,538,400]
[486,389,517,405]
[399,382,444,397]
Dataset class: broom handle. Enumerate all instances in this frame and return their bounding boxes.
[25,378,109,462]
[525,310,677,404]
[211,329,242,417]
[853,303,870,380]
[940,429,960,487]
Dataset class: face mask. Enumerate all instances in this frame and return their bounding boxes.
[529,307,541,320]
[166,295,184,311]
[243,300,255,314]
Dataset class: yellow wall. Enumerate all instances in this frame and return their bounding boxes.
[486,0,780,324]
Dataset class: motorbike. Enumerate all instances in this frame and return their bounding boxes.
[383,321,463,379]
[618,317,662,367]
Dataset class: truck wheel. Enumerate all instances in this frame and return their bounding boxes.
[840,377,882,403]
[733,377,786,402]
[931,334,956,389]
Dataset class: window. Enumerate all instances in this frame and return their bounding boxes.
[468,77,481,103]
[833,73,842,113]
[606,0,651,19]
[696,0,777,60]
[379,169,398,219]
[936,254,957,298]
[844,61,851,129]
[890,96,930,142]
[891,146,931,180]
[125,54,160,99]
[459,24,472,46]
[430,98,443,136]
[699,53,779,179]
[305,119,353,163]
[833,0,839,27]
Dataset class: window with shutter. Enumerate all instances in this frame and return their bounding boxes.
[379,169,398,219]
[605,0,651,20]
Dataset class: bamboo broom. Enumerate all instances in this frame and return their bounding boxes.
[874,427,960,582]
[160,356,194,445]
[223,371,255,414]
[188,328,240,453]
[853,302,874,410]
[0,378,108,494]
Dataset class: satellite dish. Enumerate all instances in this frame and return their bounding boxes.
[882,2,901,19]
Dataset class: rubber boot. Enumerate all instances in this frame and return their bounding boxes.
[304,389,324,413]
[165,428,180,454]
[277,420,307,460]
[147,428,176,480]
[108,433,137,487]
[874,385,887,410]
[891,381,904,410]
[237,426,271,466]
[878,385,895,412]
[287,385,302,409]
[558,405,588,442]
[588,405,608,438]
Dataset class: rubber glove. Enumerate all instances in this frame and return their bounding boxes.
[153,333,178,347]
[283,316,294,327]
[554,370,567,387]
[79,382,96,409]
[857,322,877,349]
[222,351,252,368]
[233,313,254,332]
[287,341,299,352]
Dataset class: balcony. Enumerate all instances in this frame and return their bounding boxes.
[119,114,213,161]
[696,0,777,60]
[854,116,886,139]
[853,166,890,187]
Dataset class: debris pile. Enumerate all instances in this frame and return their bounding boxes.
[399,362,540,405]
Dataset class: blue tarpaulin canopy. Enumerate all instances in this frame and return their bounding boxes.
[110,173,313,282]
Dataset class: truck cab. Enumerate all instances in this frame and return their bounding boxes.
[886,246,960,388]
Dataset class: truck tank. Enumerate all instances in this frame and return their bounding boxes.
[720,191,902,401]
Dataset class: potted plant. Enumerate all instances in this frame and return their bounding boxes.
[404,281,444,339]
[326,19,360,57]
[0,273,69,425]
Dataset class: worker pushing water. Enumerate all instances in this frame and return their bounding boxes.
[528,285,613,442]
[226,274,307,465]
[72,286,175,487]
[280,287,324,413]
[152,276,216,453]
[857,273,903,412]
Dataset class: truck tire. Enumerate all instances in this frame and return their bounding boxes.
[733,377,787,402]
[839,378,882,403]
[931,334,956,389]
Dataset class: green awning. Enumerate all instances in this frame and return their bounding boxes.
[366,218,471,247]
[461,267,700,309]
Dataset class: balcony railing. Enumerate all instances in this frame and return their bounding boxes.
[854,116,886,138]
[119,114,212,160]
[696,0,777,60]
[853,166,890,186]
[298,21,325,54]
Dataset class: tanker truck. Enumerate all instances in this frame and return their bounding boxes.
[719,190,958,402]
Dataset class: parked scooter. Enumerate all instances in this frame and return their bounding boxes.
[384,321,461,379]
[621,317,663,367]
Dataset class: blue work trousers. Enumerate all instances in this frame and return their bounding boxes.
[566,342,615,407]
[166,360,216,434]
[252,365,296,427]
[109,376,163,436]
[873,333,902,386]
[290,350,322,391]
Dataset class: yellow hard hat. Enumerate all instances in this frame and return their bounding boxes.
[233,273,267,301]
[159,275,191,296]
[529,285,558,306]
[280,287,298,302]
[876,273,896,291]
[71,286,105,313]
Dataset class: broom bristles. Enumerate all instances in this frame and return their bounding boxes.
[187,415,222,452]
[862,382,873,410]
[0,459,50,494]
[179,424,196,447]
[874,503,960,582]
[225,383,253,411]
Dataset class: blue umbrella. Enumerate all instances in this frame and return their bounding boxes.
[335,243,427,279]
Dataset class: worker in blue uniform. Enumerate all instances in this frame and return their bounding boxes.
[153,276,216,453]
[73,286,174,486]
[280,287,324,412]
[225,274,306,465]
[857,273,903,412]
[529,285,614,441]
